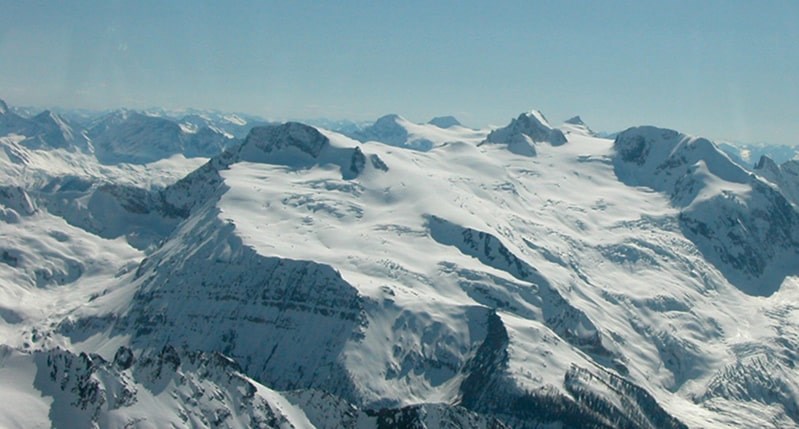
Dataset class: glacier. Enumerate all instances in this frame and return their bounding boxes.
[1,98,799,428]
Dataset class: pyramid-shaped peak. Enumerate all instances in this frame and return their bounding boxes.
[428,116,462,129]
[521,110,553,128]
[483,109,566,148]
[755,155,779,172]
[561,115,596,136]
[365,114,409,135]
[565,116,586,126]
[32,109,59,122]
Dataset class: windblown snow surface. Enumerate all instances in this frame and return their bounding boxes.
[2,103,799,428]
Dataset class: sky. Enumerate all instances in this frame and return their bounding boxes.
[1,1,798,145]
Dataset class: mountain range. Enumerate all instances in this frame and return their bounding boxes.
[1,98,799,428]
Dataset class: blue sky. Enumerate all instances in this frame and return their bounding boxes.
[1,1,798,144]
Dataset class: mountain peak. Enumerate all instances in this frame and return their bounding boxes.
[32,109,60,124]
[482,109,567,154]
[613,125,750,202]
[240,122,329,160]
[525,109,553,127]
[754,155,779,172]
[374,113,402,125]
[0,99,8,115]
[564,116,585,126]
[428,116,462,129]
[561,115,596,136]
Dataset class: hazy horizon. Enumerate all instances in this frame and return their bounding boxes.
[2,1,798,145]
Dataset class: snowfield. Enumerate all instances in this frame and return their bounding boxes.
[1,100,799,428]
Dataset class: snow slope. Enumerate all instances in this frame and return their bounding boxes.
[346,114,486,151]
[2,106,799,428]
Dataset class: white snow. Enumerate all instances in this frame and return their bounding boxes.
[2,105,799,428]
[206,126,795,425]
[223,114,247,126]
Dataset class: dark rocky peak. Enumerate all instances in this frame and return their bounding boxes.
[240,122,329,158]
[754,155,780,175]
[428,115,462,129]
[564,115,586,126]
[0,99,38,137]
[484,110,567,148]
[373,113,401,127]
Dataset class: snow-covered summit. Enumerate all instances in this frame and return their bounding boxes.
[24,110,90,151]
[613,126,750,204]
[350,114,425,149]
[561,115,596,137]
[482,110,567,156]
[176,111,270,139]
[347,114,486,151]
[614,126,799,296]
[0,100,89,152]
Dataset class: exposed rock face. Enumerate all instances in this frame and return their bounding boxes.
[755,156,799,206]
[0,185,37,216]
[23,345,310,429]
[6,104,799,428]
[482,110,567,156]
[240,121,329,159]
[100,200,366,399]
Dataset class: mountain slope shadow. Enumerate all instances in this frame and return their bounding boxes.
[112,205,368,399]
[613,126,799,296]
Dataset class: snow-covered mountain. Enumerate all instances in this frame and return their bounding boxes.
[614,126,799,296]
[0,99,90,152]
[755,156,799,207]
[481,110,567,156]
[2,100,261,165]
[560,116,596,137]
[2,103,799,428]
[87,110,238,164]
[143,107,272,139]
[719,142,799,167]
[346,114,486,151]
